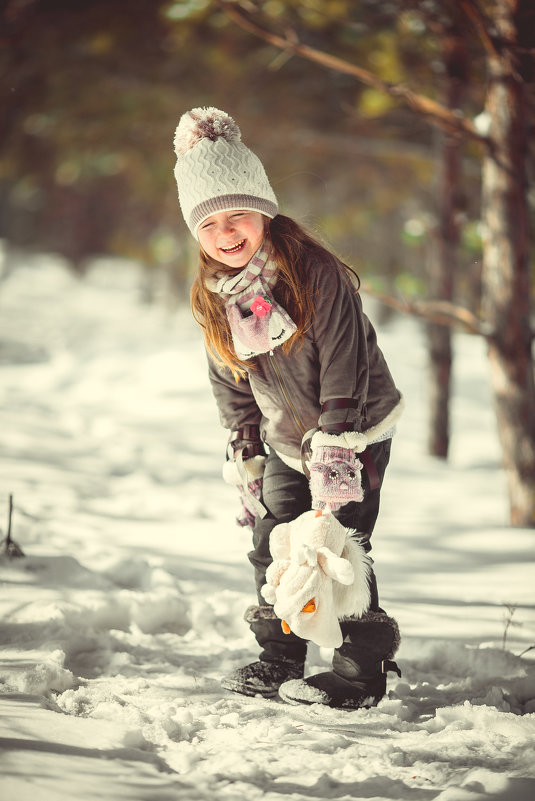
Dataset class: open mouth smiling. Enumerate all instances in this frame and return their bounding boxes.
[220,239,246,254]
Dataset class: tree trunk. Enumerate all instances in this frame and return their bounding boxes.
[427,23,466,458]
[481,0,535,526]
[221,0,535,523]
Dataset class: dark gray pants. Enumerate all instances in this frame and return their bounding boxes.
[247,439,392,662]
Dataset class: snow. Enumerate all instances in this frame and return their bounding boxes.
[1,248,534,801]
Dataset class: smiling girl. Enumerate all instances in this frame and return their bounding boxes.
[173,107,403,709]
[197,210,266,266]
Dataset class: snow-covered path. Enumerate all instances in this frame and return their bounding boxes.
[1,254,534,800]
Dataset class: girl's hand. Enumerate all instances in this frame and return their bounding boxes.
[309,445,364,512]
[236,475,263,529]
[222,455,266,528]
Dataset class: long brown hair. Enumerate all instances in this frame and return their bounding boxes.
[190,214,360,379]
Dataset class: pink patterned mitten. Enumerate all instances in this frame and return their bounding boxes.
[222,455,266,529]
[236,476,263,528]
[309,445,364,512]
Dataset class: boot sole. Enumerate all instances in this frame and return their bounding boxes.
[278,678,379,709]
[220,677,279,699]
[278,679,329,706]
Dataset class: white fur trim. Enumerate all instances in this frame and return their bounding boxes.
[311,430,368,453]
[333,536,372,618]
[244,455,266,479]
[364,396,405,444]
[310,396,405,452]
[274,397,405,474]
[222,455,266,486]
[222,460,240,486]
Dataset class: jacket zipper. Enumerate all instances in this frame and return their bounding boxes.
[269,350,307,436]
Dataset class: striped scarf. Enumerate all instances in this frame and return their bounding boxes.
[205,244,297,360]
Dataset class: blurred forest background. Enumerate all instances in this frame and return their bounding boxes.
[1,0,534,525]
[2,0,500,289]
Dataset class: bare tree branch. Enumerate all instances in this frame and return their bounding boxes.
[460,0,532,83]
[216,0,490,146]
[360,280,493,338]
[459,0,501,59]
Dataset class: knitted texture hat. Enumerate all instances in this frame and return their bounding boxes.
[173,107,278,237]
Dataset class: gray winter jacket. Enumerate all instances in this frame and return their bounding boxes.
[208,249,403,466]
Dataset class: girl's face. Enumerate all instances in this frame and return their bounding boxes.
[197,210,266,269]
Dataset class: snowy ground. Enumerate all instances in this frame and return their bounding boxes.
[0,249,534,801]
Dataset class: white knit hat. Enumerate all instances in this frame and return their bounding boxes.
[173,107,278,237]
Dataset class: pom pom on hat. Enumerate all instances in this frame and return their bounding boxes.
[174,107,241,157]
[173,106,278,237]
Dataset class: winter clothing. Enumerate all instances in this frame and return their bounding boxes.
[310,429,369,455]
[222,455,266,529]
[241,443,396,708]
[278,611,401,709]
[173,107,278,236]
[247,441,391,626]
[208,249,403,464]
[220,658,304,698]
[309,445,364,511]
[173,105,403,709]
[261,510,372,648]
[220,604,306,698]
[206,243,297,359]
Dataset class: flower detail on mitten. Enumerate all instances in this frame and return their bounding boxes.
[309,445,364,512]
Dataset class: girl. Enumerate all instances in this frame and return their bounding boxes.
[173,107,403,709]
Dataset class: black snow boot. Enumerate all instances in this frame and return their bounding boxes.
[221,605,306,698]
[278,611,401,709]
